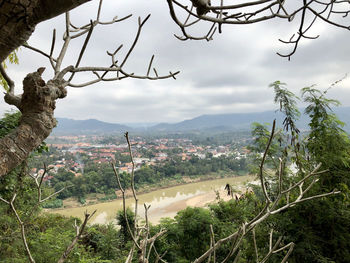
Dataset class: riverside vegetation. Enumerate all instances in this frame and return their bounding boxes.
[20,110,250,208]
[0,83,349,262]
[30,132,249,208]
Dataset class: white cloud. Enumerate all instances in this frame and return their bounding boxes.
[1,0,350,123]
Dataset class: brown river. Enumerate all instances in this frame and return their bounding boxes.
[51,175,254,225]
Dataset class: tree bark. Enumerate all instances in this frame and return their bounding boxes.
[0,0,91,63]
[0,0,92,176]
[0,70,67,176]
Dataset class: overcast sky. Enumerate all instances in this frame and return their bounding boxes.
[1,0,350,124]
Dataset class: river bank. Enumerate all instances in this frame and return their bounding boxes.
[49,175,255,224]
[58,171,249,209]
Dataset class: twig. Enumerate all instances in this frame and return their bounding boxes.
[259,119,276,203]
[68,20,95,82]
[125,132,139,240]
[166,0,350,57]
[192,119,340,263]
[252,228,259,262]
[0,194,35,263]
[57,210,96,263]
[111,162,141,250]
[0,64,15,93]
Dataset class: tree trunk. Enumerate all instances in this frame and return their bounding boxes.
[0,0,91,176]
[0,0,91,62]
[0,70,67,176]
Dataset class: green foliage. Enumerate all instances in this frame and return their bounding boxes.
[0,212,93,263]
[248,122,284,176]
[114,152,131,163]
[244,82,350,263]
[97,193,117,202]
[266,82,350,263]
[41,198,63,209]
[83,223,122,260]
[140,155,246,181]
[154,195,271,263]
[78,196,86,204]
[0,111,49,154]
[1,50,19,92]
[156,207,218,261]
[270,81,300,134]
[45,153,247,202]
[36,141,50,154]
[175,207,215,260]
[302,86,350,178]
[116,208,135,242]
[47,165,121,200]
[1,81,349,262]
[0,110,21,138]
[249,122,271,153]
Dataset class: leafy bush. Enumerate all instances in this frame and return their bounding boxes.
[42,199,63,209]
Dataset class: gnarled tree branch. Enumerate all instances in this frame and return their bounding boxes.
[0,69,67,176]
[166,0,350,57]
[0,0,91,63]
[0,1,178,177]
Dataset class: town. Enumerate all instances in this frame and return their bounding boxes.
[32,133,251,179]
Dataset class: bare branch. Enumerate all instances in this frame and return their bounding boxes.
[276,242,295,263]
[281,163,325,194]
[112,133,168,263]
[259,236,283,263]
[68,20,95,82]
[55,12,72,75]
[252,228,259,262]
[259,119,276,203]
[209,224,216,263]
[49,29,57,69]
[0,64,15,94]
[96,0,103,21]
[4,93,21,108]
[232,250,241,263]
[125,132,139,242]
[0,196,9,204]
[63,66,180,87]
[40,185,73,204]
[269,229,274,252]
[166,0,350,57]
[57,210,96,263]
[193,118,341,263]
[22,43,57,63]
[154,248,168,263]
[271,189,340,215]
[22,1,178,90]
[0,194,35,263]
[29,164,73,205]
[147,55,154,77]
[120,14,151,68]
[0,162,92,263]
[111,162,141,250]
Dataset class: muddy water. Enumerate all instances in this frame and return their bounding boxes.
[51,175,254,225]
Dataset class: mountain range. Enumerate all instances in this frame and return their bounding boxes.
[53,118,129,135]
[53,107,350,135]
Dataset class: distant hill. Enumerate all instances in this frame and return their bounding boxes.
[53,107,350,135]
[152,111,286,132]
[53,118,131,135]
[152,107,350,132]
